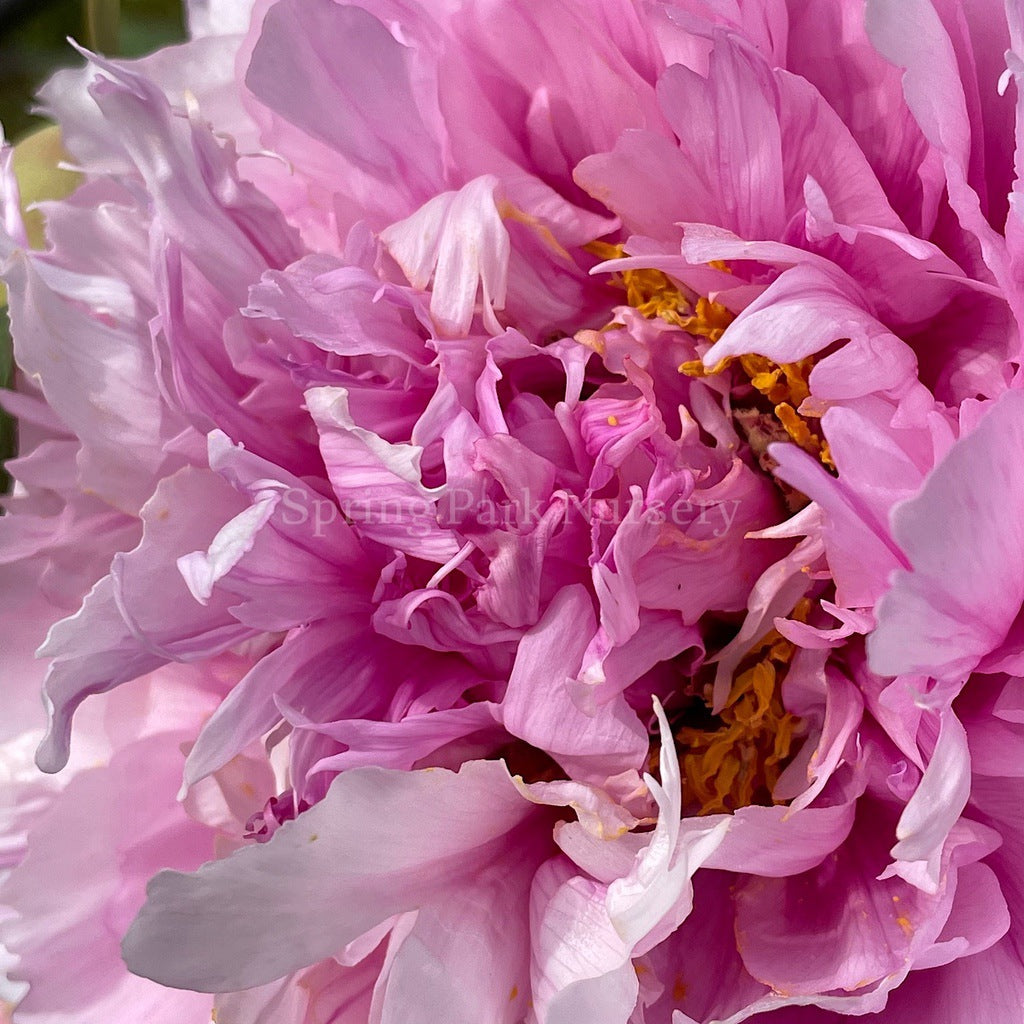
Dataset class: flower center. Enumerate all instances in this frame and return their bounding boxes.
[585,240,732,341]
[680,353,834,471]
[586,242,833,472]
[676,620,805,815]
[585,242,818,814]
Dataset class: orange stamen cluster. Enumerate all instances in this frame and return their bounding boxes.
[585,241,733,341]
[681,353,834,469]
[585,243,816,815]
[677,610,809,816]
[585,240,832,470]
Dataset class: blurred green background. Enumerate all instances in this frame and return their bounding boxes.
[0,0,186,137]
[0,0,186,493]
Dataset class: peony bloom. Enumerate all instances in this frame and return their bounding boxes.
[1,0,1024,1021]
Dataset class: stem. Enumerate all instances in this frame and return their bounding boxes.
[85,0,119,54]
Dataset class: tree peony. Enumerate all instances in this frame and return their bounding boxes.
[2,0,1024,1021]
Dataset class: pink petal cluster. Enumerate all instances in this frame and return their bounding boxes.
[2,0,1024,1021]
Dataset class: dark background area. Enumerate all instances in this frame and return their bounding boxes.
[0,0,186,137]
[0,0,186,492]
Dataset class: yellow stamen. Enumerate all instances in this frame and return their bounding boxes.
[586,241,833,471]
[682,351,834,470]
[584,242,732,340]
[677,604,810,816]
[677,355,732,377]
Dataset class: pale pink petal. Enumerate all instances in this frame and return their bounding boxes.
[244,256,433,366]
[885,711,972,894]
[122,761,533,991]
[381,176,510,337]
[295,702,502,775]
[182,619,371,788]
[866,0,1024,328]
[4,254,181,513]
[244,0,445,212]
[35,468,255,772]
[606,701,727,953]
[187,0,255,37]
[306,386,462,563]
[374,852,540,1024]
[655,40,785,240]
[869,389,1024,680]
[573,129,703,241]
[883,936,1024,1024]
[646,872,769,1024]
[703,263,890,368]
[500,586,649,782]
[529,859,638,1024]
[214,953,382,1024]
[702,800,856,877]
[911,862,1010,971]
[771,442,908,609]
[0,732,217,1023]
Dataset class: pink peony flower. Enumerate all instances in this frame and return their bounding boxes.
[2,0,1024,1021]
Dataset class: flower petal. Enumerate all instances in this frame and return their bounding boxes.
[869,389,1024,680]
[122,760,533,992]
